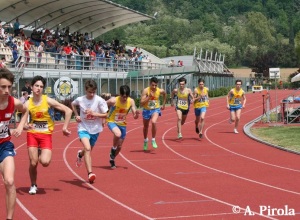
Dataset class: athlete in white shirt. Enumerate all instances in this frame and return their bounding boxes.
[71,80,108,183]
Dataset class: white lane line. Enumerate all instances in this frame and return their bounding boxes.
[162,126,300,195]
[63,137,154,220]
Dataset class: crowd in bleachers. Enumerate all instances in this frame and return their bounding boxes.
[0,19,156,71]
[168,59,184,67]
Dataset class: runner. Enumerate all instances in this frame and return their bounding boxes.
[23,75,72,195]
[193,78,209,138]
[72,79,108,183]
[227,79,246,133]
[171,77,194,139]
[0,68,27,219]
[106,85,139,169]
[140,77,167,150]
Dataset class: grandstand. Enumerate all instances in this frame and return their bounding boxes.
[0,0,235,99]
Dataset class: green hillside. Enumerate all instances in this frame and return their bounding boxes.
[101,0,300,73]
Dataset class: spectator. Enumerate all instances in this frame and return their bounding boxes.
[169,59,175,67]
[12,89,18,98]
[37,42,44,68]
[21,81,32,95]
[0,57,6,68]
[63,43,72,69]
[4,33,13,48]
[83,48,90,70]
[20,91,29,104]
[17,40,23,63]
[11,45,18,67]
[24,37,32,66]
[13,18,20,37]
[19,28,26,41]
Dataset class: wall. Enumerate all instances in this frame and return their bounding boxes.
[230,68,298,81]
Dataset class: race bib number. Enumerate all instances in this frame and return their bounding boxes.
[199,97,206,102]
[178,99,188,107]
[33,121,48,132]
[85,114,95,121]
[0,121,9,138]
[148,100,156,109]
[114,113,126,123]
[234,98,241,105]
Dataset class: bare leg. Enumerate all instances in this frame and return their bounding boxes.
[143,119,150,139]
[80,138,93,173]
[28,147,39,186]
[151,113,159,138]
[176,110,183,134]
[199,111,206,134]
[1,156,16,220]
[235,109,242,130]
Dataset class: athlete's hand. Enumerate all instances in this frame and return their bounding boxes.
[11,128,22,137]
[63,128,71,136]
[133,111,139,119]
[149,91,155,98]
[75,115,81,123]
[226,105,230,110]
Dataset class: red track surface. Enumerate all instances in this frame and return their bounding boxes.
[1,90,299,220]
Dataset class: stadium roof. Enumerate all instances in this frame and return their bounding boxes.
[0,0,154,37]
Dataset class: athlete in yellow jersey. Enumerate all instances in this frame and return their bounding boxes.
[140,77,167,150]
[106,85,139,169]
[23,76,72,195]
[227,79,246,134]
[171,77,194,139]
[193,78,209,138]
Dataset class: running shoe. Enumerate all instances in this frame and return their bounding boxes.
[76,150,83,167]
[29,185,38,195]
[199,133,203,138]
[178,133,182,139]
[143,141,148,151]
[110,159,116,169]
[152,140,158,149]
[88,173,96,184]
[234,129,239,134]
[195,127,199,134]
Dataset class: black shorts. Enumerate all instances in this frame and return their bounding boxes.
[175,107,189,116]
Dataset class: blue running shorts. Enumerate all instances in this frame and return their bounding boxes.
[78,130,100,147]
[107,122,127,139]
[0,141,16,163]
[194,107,207,116]
[142,108,162,120]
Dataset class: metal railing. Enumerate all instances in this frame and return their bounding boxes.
[10,50,169,72]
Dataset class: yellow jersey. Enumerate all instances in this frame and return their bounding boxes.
[194,87,209,108]
[28,95,54,134]
[229,88,244,106]
[142,87,160,110]
[107,96,132,126]
[176,88,190,110]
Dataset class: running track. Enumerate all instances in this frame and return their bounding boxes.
[1,90,299,220]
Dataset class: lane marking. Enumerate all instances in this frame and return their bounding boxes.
[155,200,213,204]
[63,138,154,220]
[162,124,300,195]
